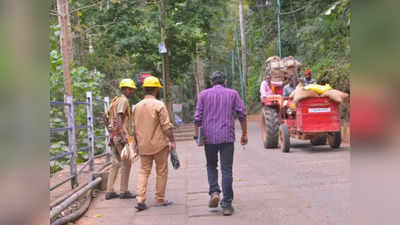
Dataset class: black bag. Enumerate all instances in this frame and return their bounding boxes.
[170,147,180,170]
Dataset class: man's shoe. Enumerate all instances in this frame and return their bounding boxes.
[105,192,119,200]
[222,205,234,216]
[135,203,148,212]
[120,192,137,199]
[208,192,220,208]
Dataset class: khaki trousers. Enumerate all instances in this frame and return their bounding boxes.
[136,147,169,203]
[106,141,132,193]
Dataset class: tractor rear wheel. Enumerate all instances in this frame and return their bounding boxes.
[279,124,290,152]
[328,132,341,148]
[261,107,279,148]
[310,136,327,146]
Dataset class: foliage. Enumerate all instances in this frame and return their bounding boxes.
[49,21,107,173]
[295,0,350,92]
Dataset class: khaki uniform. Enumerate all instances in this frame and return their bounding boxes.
[106,95,132,193]
[132,96,173,203]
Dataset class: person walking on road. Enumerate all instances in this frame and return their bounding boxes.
[103,79,137,200]
[194,71,248,216]
[132,76,176,211]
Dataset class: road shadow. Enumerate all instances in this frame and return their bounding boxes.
[289,139,349,154]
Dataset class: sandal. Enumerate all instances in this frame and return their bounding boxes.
[153,200,174,207]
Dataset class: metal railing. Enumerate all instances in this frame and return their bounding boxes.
[49,92,111,191]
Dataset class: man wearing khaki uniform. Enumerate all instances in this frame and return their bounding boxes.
[103,79,137,200]
[132,76,176,211]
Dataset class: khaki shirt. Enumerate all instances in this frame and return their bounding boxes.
[132,96,173,155]
[109,95,131,135]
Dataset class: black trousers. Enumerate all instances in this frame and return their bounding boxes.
[204,143,234,207]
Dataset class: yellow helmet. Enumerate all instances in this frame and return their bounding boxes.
[119,79,136,89]
[143,76,163,88]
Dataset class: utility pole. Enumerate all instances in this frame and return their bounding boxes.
[277,0,282,57]
[234,24,246,108]
[158,0,173,121]
[238,0,248,98]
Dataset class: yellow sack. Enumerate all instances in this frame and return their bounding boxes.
[304,84,332,95]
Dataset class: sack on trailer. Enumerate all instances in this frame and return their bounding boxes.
[321,89,349,103]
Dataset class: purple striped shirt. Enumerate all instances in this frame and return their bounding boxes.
[194,85,247,144]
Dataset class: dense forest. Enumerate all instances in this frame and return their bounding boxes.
[49,0,350,172]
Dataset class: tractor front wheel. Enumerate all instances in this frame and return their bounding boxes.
[261,107,279,149]
[279,124,290,153]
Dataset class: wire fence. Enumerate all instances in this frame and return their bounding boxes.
[49,92,111,191]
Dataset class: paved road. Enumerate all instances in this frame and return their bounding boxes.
[77,121,350,225]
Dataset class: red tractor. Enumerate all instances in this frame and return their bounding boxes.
[261,57,342,152]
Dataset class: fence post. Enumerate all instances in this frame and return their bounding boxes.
[86,92,95,182]
[104,96,111,162]
[66,96,78,188]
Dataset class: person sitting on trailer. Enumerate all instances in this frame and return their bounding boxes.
[300,70,316,86]
[260,75,273,102]
[283,78,295,97]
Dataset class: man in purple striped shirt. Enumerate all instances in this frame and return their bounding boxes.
[194,71,248,216]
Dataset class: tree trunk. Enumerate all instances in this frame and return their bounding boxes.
[57,0,73,97]
[164,44,174,123]
[158,0,173,123]
[193,43,205,97]
[196,52,205,91]
[238,0,248,98]
[193,48,200,96]
[57,0,78,188]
